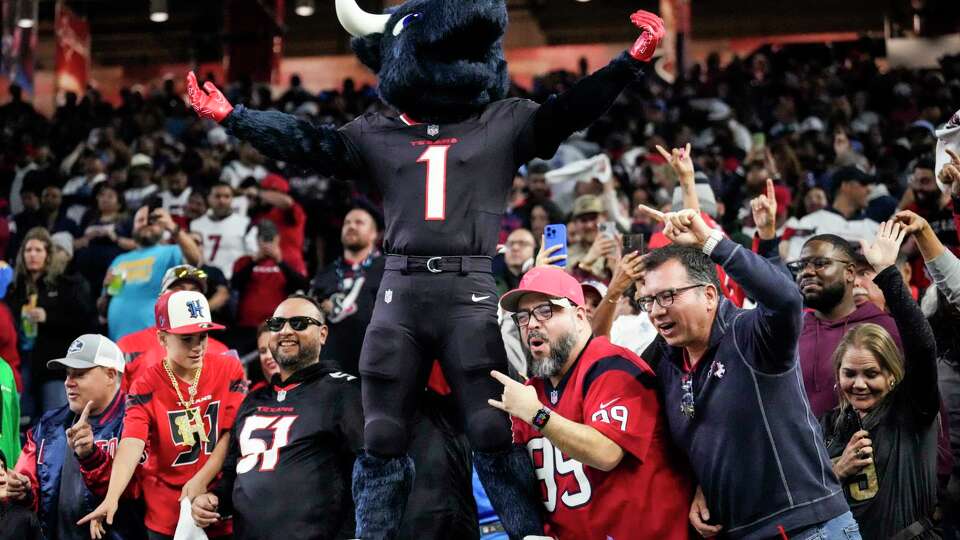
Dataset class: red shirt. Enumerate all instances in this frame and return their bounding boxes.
[124,352,246,535]
[512,337,692,540]
[232,256,292,328]
[117,326,230,393]
[256,204,307,276]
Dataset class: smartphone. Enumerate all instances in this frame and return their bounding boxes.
[752,132,766,149]
[543,224,568,268]
[599,221,618,239]
[623,234,646,256]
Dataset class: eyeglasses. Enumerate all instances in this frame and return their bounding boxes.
[680,374,695,418]
[785,257,852,274]
[637,284,705,313]
[512,299,572,328]
[265,316,324,332]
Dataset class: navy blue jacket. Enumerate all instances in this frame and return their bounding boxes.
[645,237,848,539]
[17,391,144,540]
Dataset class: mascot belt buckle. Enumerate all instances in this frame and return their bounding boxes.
[426,256,443,273]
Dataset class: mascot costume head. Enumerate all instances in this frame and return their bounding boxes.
[336,0,509,123]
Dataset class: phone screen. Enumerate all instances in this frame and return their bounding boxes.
[543,224,568,268]
[623,234,646,256]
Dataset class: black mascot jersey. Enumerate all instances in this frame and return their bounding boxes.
[338,98,540,256]
[215,364,364,540]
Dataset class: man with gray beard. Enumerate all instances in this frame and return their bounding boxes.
[491,266,692,539]
[192,294,364,539]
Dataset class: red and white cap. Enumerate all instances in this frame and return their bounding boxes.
[499,266,585,312]
[155,290,226,335]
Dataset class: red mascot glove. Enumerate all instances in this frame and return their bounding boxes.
[186,71,234,123]
[628,10,665,63]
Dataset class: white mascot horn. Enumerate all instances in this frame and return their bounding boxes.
[335,0,391,37]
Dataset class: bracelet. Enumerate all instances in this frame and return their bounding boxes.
[701,230,723,257]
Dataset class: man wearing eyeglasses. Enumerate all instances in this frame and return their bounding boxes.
[792,234,902,418]
[492,266,692,540]
[635,206,858,539]
[192,294,364,539]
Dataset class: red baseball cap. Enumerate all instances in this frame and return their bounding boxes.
[155,290,226,335]
[499,266,585,312]
[261,173,290,194]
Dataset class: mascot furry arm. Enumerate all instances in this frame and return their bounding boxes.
[188,2,665,177]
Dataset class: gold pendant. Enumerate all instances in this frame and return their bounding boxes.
[175,408,209,446]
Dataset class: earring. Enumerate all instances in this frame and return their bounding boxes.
[889,378,896,389]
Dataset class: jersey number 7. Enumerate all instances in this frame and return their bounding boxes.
[417,145,451,221]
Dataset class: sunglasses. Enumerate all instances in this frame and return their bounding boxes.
[172,267,207,281]
[265,316,324,332]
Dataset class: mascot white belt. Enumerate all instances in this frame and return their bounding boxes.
[188,2,664,538]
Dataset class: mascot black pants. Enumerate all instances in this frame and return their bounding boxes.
[359,267,512,457]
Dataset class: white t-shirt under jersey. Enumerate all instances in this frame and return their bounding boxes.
[189,212,257,279]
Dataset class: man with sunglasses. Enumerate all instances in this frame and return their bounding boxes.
[493,266,692,540]
[792,234,902,418]
[635,206,857,539]
[191,294,364,539]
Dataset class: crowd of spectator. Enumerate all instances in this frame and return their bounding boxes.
[0,38,959,538]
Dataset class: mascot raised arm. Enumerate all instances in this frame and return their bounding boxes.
[188,2,664,538]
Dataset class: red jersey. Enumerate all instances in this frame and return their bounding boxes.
[124,352,246,535]
[117,326,230,393]
[512,337,692,540]
[255,204,307,276]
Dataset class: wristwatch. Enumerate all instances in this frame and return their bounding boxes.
[532,407,551,431]
[701,229,724,257]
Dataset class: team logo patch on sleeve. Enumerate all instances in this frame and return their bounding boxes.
[126,392,154,407]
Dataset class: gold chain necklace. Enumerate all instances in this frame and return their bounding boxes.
[163,359,209,446]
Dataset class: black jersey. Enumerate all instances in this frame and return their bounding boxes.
[338,98,540,257]
[216,364,363,540]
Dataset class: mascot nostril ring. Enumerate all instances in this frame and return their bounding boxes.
[189,1,665,538]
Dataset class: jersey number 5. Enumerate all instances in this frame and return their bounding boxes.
[236,415,299,474]
[417,145,451,221]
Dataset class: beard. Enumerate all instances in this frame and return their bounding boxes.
[135,228,161,247]
[803,280,846,313]
[914,189,941,211]
[525,330,577,379]
[270,339,319,371]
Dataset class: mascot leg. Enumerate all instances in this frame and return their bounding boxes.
[474,446,545,539]
[352,452,416,540]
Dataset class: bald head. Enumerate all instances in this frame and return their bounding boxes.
[268,295,328,380]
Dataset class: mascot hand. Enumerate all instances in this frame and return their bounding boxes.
[628,10,665,63]
[187,71,234,123]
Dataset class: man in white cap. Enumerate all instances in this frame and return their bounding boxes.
[9,334,146,540]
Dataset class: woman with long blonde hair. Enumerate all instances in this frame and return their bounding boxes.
[821,221,941,539]
[6,227,96,417]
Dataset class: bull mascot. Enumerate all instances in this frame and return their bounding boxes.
[187,1,664,538]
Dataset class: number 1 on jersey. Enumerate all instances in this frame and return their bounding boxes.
[417,145,451,221]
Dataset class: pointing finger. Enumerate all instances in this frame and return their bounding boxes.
[489,370,515,386]
[76,400,93,427]
[946,148,960,164]
[765,178,776,200]
[637,204,666,223]
[487,398,506,412]
[655,144,672,161]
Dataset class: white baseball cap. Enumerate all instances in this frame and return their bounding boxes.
[48,334,125,373]
[155,289,226,335]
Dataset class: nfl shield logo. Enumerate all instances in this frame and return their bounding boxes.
[385,289,393,304]
[427,124,439,137]
[550,390,559,405]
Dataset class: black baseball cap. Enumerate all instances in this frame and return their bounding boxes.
[831,166,875,195]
